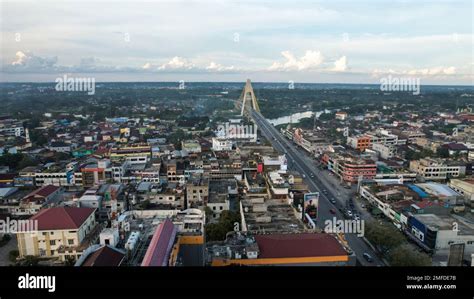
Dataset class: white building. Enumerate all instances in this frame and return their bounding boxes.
[212,137,233,151]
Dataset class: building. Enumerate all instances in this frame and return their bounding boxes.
[449,179,474,209]
[212,137,233,151]
[409,158,466,180]
[47,142,72,153]
[208,232,355,266]
[372,143,396,159]
[207,180,236,220]
[347,135,371,151]
[321,152,377,183]
[407,214,474,256]
[335,111,348,120]
[17,185,62,215]
[16,207,99,262]
[181,140,202,153]
[141,219,177,266]
[76,245,125,266]
[110,144,151,161]
[186,174,209,208]
[348,130,401,152]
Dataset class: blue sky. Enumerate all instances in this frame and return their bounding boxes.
[1,0,473,84]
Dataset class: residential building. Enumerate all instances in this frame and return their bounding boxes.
[16,207,100,262]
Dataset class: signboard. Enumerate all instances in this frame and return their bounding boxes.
[303,192,319,221]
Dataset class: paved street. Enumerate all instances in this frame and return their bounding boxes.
[251,110,384,266]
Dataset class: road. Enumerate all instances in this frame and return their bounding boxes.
[250,110,384,266]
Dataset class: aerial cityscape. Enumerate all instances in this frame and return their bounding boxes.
[0,0,473,296]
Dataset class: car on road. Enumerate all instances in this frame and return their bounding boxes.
[329,198,336,204]
[310,173,315,178]
[330,208,336,214]
[363,253,373,263]
[323,189,328,194]
[353,214,361,221]
[302,174,306,178]
[346,210,353,218]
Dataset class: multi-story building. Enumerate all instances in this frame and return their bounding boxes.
[372,143,396,159]
[321,152,377,183]
[348,129,402,152]
[109,143,151,161]
[449,179,474,209]
[186,174,209,208]
[208,232,356,266]
[212,137,233,151]
[409,158,466,180]
[16,207,99,262]
[347,135,371,151]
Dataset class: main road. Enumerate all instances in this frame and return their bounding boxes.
[250,110,384,266]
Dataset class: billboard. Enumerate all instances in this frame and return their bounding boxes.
[303,192,319,221]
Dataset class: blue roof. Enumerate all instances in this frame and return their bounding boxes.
[407,184,428,198]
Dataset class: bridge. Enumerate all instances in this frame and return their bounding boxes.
[238,80,385,266]
[239,79,260,116]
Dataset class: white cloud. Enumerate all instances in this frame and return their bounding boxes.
[331,56,347,72]
[158,56,195,70]
[372,66,457,77]
[142,62,151,70]
[406,66,456,76]
[268,50,324,71]
[12,51,27,65]
[9,51,58,70]
[206,61,235,72]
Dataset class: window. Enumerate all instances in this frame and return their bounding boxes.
[68,239,75,245]
[50,250,55,255]
[50,240,56,246]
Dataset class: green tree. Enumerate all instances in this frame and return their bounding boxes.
[205,211,241,241]
[9,250,19,263]
[436,147,450,158]
[388,245,432,266]
[365,222,405,254]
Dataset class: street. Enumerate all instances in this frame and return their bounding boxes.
[251,110,384,266]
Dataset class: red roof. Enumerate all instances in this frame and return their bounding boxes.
[25,185,59,198]
[30,207,96,230]
[141,219,177,266]
[82,246,125,266]
[254,233,348,258]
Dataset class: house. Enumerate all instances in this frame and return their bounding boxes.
[15,185,62,215]
[16,207,99,262]
[47,141,72,153]
[76,245,125,266]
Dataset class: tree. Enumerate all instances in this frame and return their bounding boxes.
[388,245,432,266]
[205,211,241,241]
[139,200,151,210]
[64,256,76,266]
[365,222,405,254]
[436,147,449,158]
[203,207,213,223]
[21,255,40,266]
[0,153,24,170]
[9,250,19,263]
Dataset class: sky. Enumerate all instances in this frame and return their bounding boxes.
[1,0,473,84]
